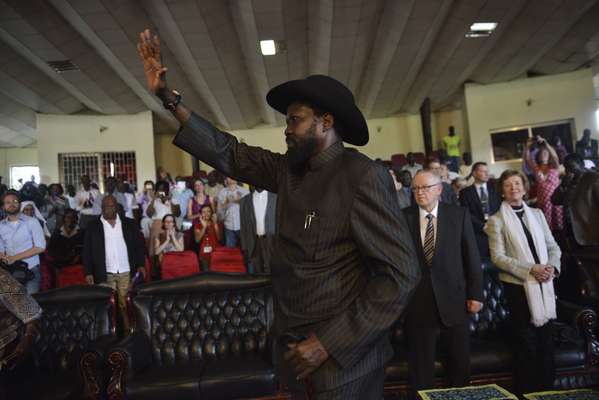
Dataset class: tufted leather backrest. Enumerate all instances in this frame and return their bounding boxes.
[392,263,510,345]
[131,273,273,367]
[33,285,115,372]
[468,263,510,337]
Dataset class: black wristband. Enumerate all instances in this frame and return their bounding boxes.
[160,89,181,112]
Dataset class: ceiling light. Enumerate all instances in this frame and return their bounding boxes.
[470,22,498,32]
[260,40,276,56]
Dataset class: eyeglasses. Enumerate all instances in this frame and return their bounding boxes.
[3,199,19,205]
[411,183,440,193]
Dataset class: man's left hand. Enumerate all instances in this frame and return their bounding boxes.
[138,267,146,279]
[284,333,329,380]
[4,255,16,265]
[467,299,483,314]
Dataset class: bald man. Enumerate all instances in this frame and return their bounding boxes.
[83,195,146,333]
[402,169,483,393]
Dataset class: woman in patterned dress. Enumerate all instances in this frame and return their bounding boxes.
[524,137,563,231]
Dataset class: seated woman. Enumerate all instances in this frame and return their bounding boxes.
[154,214,184,265]
[194,204,222,271]
[20,201,51,238]
[484,169,561,395]
[47,209,84,283]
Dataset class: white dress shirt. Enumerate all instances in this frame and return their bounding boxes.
[101,215,130,274]
[123,192,135,219]
[151,197,179,220]
[252,190,269,236]
[75,188,100,215]
[217,186,250,231]
[419,203,439,247]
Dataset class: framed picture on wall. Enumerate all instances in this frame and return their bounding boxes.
[489,119,575,163]
[490,128,529,162]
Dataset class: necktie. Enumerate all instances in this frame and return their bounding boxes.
[423,214,435,266]
[479,186,489,216]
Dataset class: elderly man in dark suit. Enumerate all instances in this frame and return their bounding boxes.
[240,187,277,273]
[137,29,420,399]
[402,169,483,394]
[459,162,501,259]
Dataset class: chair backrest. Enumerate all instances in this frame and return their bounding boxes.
[210,247,246,273]
[391,263,510,348]
[412,152,426,165]
[131,273,272,367]
[468,263,510,337]
[33,285,115,372]
[161,251,200,280]
[56,264,87,288]
[391,154,407,168]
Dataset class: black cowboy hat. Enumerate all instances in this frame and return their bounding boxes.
[266,75,369,146]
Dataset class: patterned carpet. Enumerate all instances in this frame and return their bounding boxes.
[524,389,599,400]
[418,384,517,400]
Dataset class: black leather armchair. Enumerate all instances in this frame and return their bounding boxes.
[6,285,116,400]
[107,273,277,400]
[385,262,599,393]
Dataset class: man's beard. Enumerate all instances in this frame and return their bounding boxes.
[5,207,19,216]
[286,122,319,175]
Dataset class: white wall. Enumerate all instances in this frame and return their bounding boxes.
[36,111,155,188]
[0,147,39,187]
[465,68,597,176]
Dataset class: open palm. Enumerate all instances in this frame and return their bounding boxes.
[137,29,167,95]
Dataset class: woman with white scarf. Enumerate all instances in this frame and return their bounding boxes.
[484,169,561,395]
[20,201,52,238]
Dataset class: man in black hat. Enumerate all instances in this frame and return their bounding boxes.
[137,29,419,399]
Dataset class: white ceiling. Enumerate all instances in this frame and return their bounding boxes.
[0,0,598,147]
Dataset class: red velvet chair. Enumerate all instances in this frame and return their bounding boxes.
[391,153,407,168]
[412,152,426,165]
[56,264,87,288]
[209,247,246,273]
[39,252,54,291]
[161,251,200,280]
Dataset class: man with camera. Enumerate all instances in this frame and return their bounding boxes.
[0,191,46,294]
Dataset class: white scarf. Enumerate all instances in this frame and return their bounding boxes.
[499,202,556,327]
[20,201,52,238]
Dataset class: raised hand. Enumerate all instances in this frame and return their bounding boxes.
[137,29,167,95]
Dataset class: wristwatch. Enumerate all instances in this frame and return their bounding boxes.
[161,89,181,112]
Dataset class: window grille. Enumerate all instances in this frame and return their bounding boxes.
[58,151,136,191]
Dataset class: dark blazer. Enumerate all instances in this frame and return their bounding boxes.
[83,216,145,284]
[173,113,420,390]
[240,191,277,259]
[403,203,483,327]
[459,183,501,258]
[576,139,598,159]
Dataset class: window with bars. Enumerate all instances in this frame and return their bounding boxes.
[58,151,137,191]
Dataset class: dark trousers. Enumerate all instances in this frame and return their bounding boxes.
[248,235,271,274]
[503,282,555,395]
[405,272,470,394]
